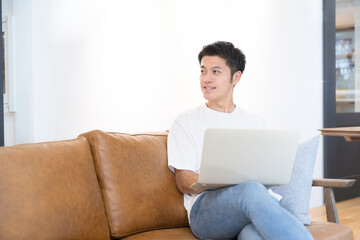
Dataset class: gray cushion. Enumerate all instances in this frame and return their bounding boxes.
[272,135,320,225]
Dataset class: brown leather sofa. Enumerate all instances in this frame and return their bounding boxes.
[0,130,354,240]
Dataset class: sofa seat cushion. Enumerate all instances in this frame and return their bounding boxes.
[0,137,110,240]
[121,227,196,240]
[80,130,188,239]
[120,222,353,240]
[307,221,354,240]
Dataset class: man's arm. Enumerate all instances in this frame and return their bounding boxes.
[175,169,206,194]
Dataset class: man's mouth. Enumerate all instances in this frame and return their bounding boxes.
[204,86,216,90]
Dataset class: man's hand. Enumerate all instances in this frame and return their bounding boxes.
[175,169,206,194]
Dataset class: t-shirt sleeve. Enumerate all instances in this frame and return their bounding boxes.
[167,119,198,173]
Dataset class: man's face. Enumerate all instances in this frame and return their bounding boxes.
[200,55,236,103]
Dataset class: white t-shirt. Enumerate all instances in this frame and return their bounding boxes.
[167,104,267,219]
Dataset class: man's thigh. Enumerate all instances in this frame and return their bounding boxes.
[190,182,268,239]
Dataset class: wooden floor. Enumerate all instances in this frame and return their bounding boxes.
[309,197,360,239]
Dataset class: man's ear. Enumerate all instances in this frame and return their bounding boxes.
[232,71,242,86]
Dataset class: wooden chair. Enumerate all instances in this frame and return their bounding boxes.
[308,178,355,240]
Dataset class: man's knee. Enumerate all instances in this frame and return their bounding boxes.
[238,223,264,240]
[237,181,266,193]
[231,182,269,201]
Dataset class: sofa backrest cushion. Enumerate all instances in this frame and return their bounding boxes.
[0,137,110,240]
[80,130,188,238]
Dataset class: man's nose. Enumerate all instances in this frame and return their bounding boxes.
[203,74,213,82]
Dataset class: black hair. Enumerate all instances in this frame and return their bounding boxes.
[198,41,246,77]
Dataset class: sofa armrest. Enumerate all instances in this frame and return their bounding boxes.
[312,178,356,224]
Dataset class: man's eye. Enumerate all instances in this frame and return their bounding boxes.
[214,70,220,73]
[200,70,205,74]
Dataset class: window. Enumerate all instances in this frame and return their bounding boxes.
[2,16,15,113]
[335,0,360,113]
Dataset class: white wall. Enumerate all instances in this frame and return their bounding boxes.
[7,0,324,207]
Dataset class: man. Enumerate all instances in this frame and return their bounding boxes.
[167,41,313,240]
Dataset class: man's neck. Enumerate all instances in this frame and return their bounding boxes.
[206,101,236,113]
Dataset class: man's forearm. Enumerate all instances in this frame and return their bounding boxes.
[175,169,206,194]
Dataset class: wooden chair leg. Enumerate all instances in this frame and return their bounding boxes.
[324,187,340,223]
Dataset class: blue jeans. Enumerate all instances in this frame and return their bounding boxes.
[189,182,313,240]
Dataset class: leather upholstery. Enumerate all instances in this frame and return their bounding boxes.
[0,137,110,240]
[121,227,196,240]
[80,130,188,239]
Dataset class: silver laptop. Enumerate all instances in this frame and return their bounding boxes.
[189,128,299,190]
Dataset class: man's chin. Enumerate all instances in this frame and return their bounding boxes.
[202,93,214,101]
